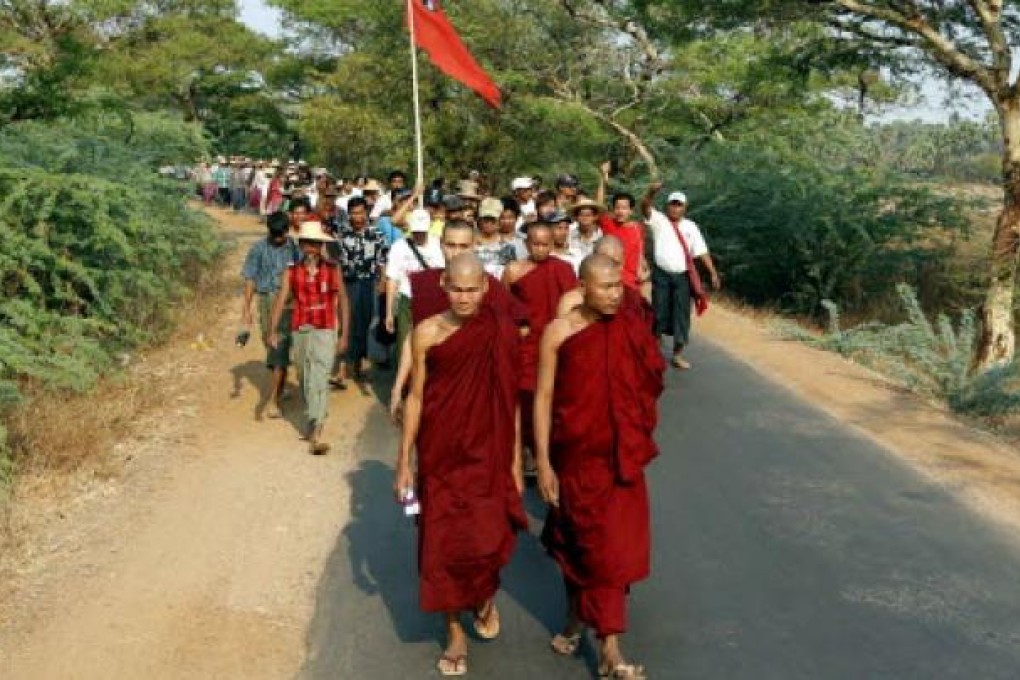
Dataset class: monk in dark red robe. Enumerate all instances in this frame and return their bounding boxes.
[390,221,526,421]
[502,223,578,453]
[557,236,655,331]
[395,253,527,677]
[535,254,665,680]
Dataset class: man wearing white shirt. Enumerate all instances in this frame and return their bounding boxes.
[384,208,445,356]
[641,183,721,370]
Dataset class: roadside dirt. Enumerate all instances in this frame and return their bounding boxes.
[697,306,1020,541]
[0,208,381,679]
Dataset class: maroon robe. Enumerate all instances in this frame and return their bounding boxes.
[541,305,665,636]
[510,258,577,450]
[410,269,526,326]
[416,303,528,612]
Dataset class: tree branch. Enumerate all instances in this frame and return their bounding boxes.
[834,0,998,97]
[966,0,1011,91]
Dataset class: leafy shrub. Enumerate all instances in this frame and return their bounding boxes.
[659,115,969,318]
[0,115,222,484]
[778,285,1020,419]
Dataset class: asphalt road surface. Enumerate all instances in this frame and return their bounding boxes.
[300,340,1020,679]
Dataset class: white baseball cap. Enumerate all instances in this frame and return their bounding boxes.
[511,177,535,191]
[409,208,432,233]
[667,191,688,204]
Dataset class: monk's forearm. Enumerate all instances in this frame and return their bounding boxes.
[393,340,413,397]
[533,392,553,466]
[398,394,422,465]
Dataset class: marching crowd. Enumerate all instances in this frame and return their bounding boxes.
[229,156,722,679]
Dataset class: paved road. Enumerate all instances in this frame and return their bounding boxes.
[300,340,1020,679]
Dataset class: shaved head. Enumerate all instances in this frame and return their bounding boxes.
[579,253,620,283]
[593,235,624,265]
[446,252,486,284]
[526,223,552,242]
[443,253,488,319]
[442,219,475,240]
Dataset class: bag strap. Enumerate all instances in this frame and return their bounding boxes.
[407,238,431,270]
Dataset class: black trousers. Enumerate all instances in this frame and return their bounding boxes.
[652,267,692,352]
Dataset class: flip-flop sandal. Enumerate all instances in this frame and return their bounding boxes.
[599,662,646,679]
[267,403,283,419]
[436,653,468,676]
[309,441,331,456]
[550,632,583,656]
[473,602,500,640]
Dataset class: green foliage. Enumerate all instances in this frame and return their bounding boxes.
[0,116,222,407]
[659,113,967,317]
[780,286,1020,419]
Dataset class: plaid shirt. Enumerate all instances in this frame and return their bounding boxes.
[289,259,341,330]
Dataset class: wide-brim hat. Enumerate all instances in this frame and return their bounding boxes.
[296,220,335,242]
[569,197,603,216]
[457,179,482,201]
[363,179,383,193]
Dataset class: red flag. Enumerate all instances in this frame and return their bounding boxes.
[408,0,501,108]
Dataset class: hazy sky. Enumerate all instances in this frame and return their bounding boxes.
[236,0,990,124]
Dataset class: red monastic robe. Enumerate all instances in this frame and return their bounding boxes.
[410,269,526,326]
[416,303,528,612]
[510,258,578,392]
[541,305,665,636]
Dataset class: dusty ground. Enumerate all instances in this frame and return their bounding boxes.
[0,208,381,679]
[1,207,1019,678]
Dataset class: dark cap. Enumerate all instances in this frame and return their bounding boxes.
[443,194,466,211]
[542,210,571,224]
[556,173,579,189]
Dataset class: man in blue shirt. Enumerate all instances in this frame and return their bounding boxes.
[242,211,300,418]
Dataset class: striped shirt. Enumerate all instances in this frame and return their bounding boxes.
[289,259,341,330]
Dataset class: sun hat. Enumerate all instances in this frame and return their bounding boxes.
[479,197,503,219]
[667,191,688,204]
[296,220,335,242]
[363,179,384,193]
[457,179,483,201]
[569,197,603,216]
[511,177,535,191]
[408,208,432,233]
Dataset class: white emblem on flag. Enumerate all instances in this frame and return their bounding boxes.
[422,0,436,10]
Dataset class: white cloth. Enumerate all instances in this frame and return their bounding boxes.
[647,209,708,274]
[385,235,444,297]
[371,193,392,221]
[567,224,603,262]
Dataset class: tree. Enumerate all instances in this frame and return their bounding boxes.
[640,0,1020,367]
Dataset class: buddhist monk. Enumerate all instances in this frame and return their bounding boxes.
[502,223,577,465]
[535,254,666,680]
[395,253,527,677]
[556,236,652,327]
[388,221,525,422]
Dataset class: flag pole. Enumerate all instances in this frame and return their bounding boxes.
[407,0,426,209]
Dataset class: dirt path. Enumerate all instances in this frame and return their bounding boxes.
[0,208,382,679]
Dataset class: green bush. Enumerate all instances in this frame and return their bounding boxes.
[660,137,967,318]
[778,285,1020,419]
[0,115,222,485]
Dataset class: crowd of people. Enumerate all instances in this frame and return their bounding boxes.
[233,158,722,678]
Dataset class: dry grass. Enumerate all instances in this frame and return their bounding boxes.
[0,234,233,527]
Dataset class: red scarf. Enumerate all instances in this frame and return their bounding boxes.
[669,219,709,316]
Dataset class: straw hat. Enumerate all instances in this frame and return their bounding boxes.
[569,197,603,216]
[457,179,482,201]
[295,221,335,242]
[363,179,384,193]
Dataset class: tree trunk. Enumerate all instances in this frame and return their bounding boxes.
[979,99,1020,368]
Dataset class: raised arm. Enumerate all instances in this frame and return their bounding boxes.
[641,181,662,220]
[595,160,611,208]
